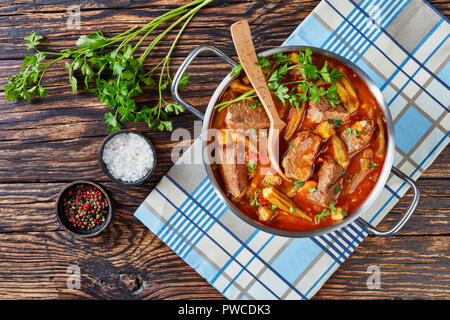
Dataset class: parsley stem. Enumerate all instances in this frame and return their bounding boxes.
[139,0,213,63]
[215,90,258,111]
[131,9,189,53]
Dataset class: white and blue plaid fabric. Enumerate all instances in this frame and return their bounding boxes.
[135,0,449,299]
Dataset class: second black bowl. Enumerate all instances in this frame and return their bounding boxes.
[98,130,157,186]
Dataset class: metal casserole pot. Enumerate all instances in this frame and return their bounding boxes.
[171,45,420,238]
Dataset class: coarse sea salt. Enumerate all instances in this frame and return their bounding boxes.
[102,133,154,183]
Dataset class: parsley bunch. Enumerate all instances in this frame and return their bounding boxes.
[5,0,212,132]
[215,48,343,111]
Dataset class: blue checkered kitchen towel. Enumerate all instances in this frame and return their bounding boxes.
[135,0,450,299]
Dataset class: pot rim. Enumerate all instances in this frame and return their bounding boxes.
[201,45,395,238]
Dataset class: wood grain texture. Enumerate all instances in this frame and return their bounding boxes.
[0,0,448,300]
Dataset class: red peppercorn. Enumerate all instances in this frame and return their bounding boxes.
[63,184,108,230]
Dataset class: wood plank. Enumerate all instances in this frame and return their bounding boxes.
[316,235,450,299]
[0,128,447,182]
[0,178,448,234]
[0,1,311,59]
[0,227,223,299]
[0,0,448,300]
[0,229,447,299]
[0,0,447,17]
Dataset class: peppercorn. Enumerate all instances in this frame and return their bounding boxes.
[62,184,108,230]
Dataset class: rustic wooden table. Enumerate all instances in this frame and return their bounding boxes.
[0,0,448,300]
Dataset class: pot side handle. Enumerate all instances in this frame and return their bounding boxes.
[356,167,420,236]
[171,45,239,120]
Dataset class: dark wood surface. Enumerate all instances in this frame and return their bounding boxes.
[0,0,448,300]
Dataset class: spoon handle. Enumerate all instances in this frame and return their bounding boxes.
[230,20,285,129]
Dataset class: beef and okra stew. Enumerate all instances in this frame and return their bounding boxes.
[211,49,387,231]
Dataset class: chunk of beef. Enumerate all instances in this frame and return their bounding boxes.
[225,98,270,130]
[282,131,322,181]
[218,140,247,199]
[307,159,343,206]
[307,99,350,124]
[340,119,375,155]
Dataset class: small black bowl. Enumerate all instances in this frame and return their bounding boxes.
[98,130,157,186]
[55,180,113,238]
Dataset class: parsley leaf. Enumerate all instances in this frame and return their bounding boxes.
[256,56,271,68]
[319,61,343,84]
[314,209,330,224]
[329,119,343,128]
[248,99,262,109]
[24,32,43,50]
[249,189,262,206]
[326,84,340,107]
[329,202,336,212]
[247,159,257,173]
[103,112,122,133]
[334,185,342,194]
[178,73,189,90]
[293,180,305,190]
[232,62,243,76]
[272,52,291,65]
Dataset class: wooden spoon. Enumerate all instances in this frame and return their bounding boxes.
[230,20,289,180]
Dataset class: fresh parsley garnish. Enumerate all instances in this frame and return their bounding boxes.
[247,159,257,173]
[329,119,343,128]
[314,209,330,224]
[334,185,342,194]
[370,162,378,170]
[319,61,343,84]
[249,197,260,206]
[288,141,294,150]
[249,189,262,206]
[248,99,262,109]
[329,202,336,212]
[272,52,291,65]
[256,56,271,68]
[217,48,344,113]
[232,62,243,77]
[293,180,305,190]
[309,186,317,193]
